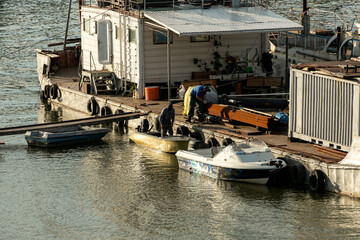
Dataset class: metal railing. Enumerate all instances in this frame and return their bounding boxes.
[79,0,270,16]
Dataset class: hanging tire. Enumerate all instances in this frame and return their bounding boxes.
[309,170,326,192]
[176,125,190,136]
[190,131,203,142]
[87,98,99,116]
[222,138,233,146]
[115,109,125,126]
[207,137,220,148]
[50,84,58,99]
[44,85,51,99]
[140,119,149,132]
[101,106,112,116]
[290,163,305,185]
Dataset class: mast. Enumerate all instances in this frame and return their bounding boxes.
[63,0,72,66]
[301,0,310,35]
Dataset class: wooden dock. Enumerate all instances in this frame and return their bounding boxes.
[0,112,146,136]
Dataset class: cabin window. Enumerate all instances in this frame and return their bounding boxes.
[83,17,90,33]
[190,35,210,42]
[129,29,136,43]
[153,30,173,44]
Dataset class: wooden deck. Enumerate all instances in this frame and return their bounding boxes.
[47,68,346,164]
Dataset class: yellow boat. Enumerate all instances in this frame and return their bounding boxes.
[129,132,191,153]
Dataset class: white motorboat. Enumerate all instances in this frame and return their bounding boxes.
[175,138,287,184]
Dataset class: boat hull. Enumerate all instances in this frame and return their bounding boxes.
[25,127,109,147]
[177,156,271,184]
[129,132,190,153]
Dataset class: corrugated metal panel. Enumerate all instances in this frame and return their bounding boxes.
[289,69,358,152]
[144,6,302,36]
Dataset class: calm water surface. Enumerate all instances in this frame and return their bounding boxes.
[1,0,360,239]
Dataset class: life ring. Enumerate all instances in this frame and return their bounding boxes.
[101,106,112,116]
[207,137,220,148]
[222,138,233,146]
[44,85,51,99]
[309,170,326,192]
[140,119,149,132]
[50,84,58,99]
[176,125,190,136]
[290,163,305,185]
[87,98,99,115]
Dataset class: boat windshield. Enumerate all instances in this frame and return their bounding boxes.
[229,138,268,152]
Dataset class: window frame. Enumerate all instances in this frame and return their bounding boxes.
[153,30,173,44]
[190,35,210,43]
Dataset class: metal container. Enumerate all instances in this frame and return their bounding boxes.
[288,69,360,152]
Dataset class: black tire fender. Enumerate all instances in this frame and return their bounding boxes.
[140,119,149,132]
[115,109,125,126]
[190,131,203,142]
[50,84,58,99]
[290,163,305,185]
[222,138,234,146]
[176,125,190,136]
[87,98,99,115]
[44,85,51,99]
[207,137,220,148]
[309,170,326,192]
[101,106,112,116]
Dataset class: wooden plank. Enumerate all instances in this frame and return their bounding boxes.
[0,112,147,136]
[207,104,276,129]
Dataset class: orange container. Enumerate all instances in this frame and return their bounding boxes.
[145,86,160,100]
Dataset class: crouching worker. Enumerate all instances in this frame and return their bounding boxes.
[186,85,211,123]
[160,103,175,137]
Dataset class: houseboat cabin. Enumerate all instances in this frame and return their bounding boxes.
[37,0,302,99]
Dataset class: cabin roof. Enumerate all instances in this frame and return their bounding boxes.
[144,6,302,36]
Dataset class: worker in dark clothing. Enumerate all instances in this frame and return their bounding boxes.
[187,85,211,123]
[160,103,175,137]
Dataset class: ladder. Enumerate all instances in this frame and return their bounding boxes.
[80,70,117,95]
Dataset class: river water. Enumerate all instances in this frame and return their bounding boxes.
[1,0,360,239]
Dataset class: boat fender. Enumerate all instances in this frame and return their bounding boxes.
[50,84,58,99]
[176,126,190,136]
[44,85,51,99]
[222,138,233,146]
[87,98,99,115]
[290,163,305,185]
[101,106,112,116]
[115,109,125,126]
[190,131,203,142]
[207,137,220,148]
[140,119,149,132]
[309,170,326,192]
[56,87,62,100]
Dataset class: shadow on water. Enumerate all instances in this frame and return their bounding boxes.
[26,139,108,154]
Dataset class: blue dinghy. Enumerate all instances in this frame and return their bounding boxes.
[25,125,109,147]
